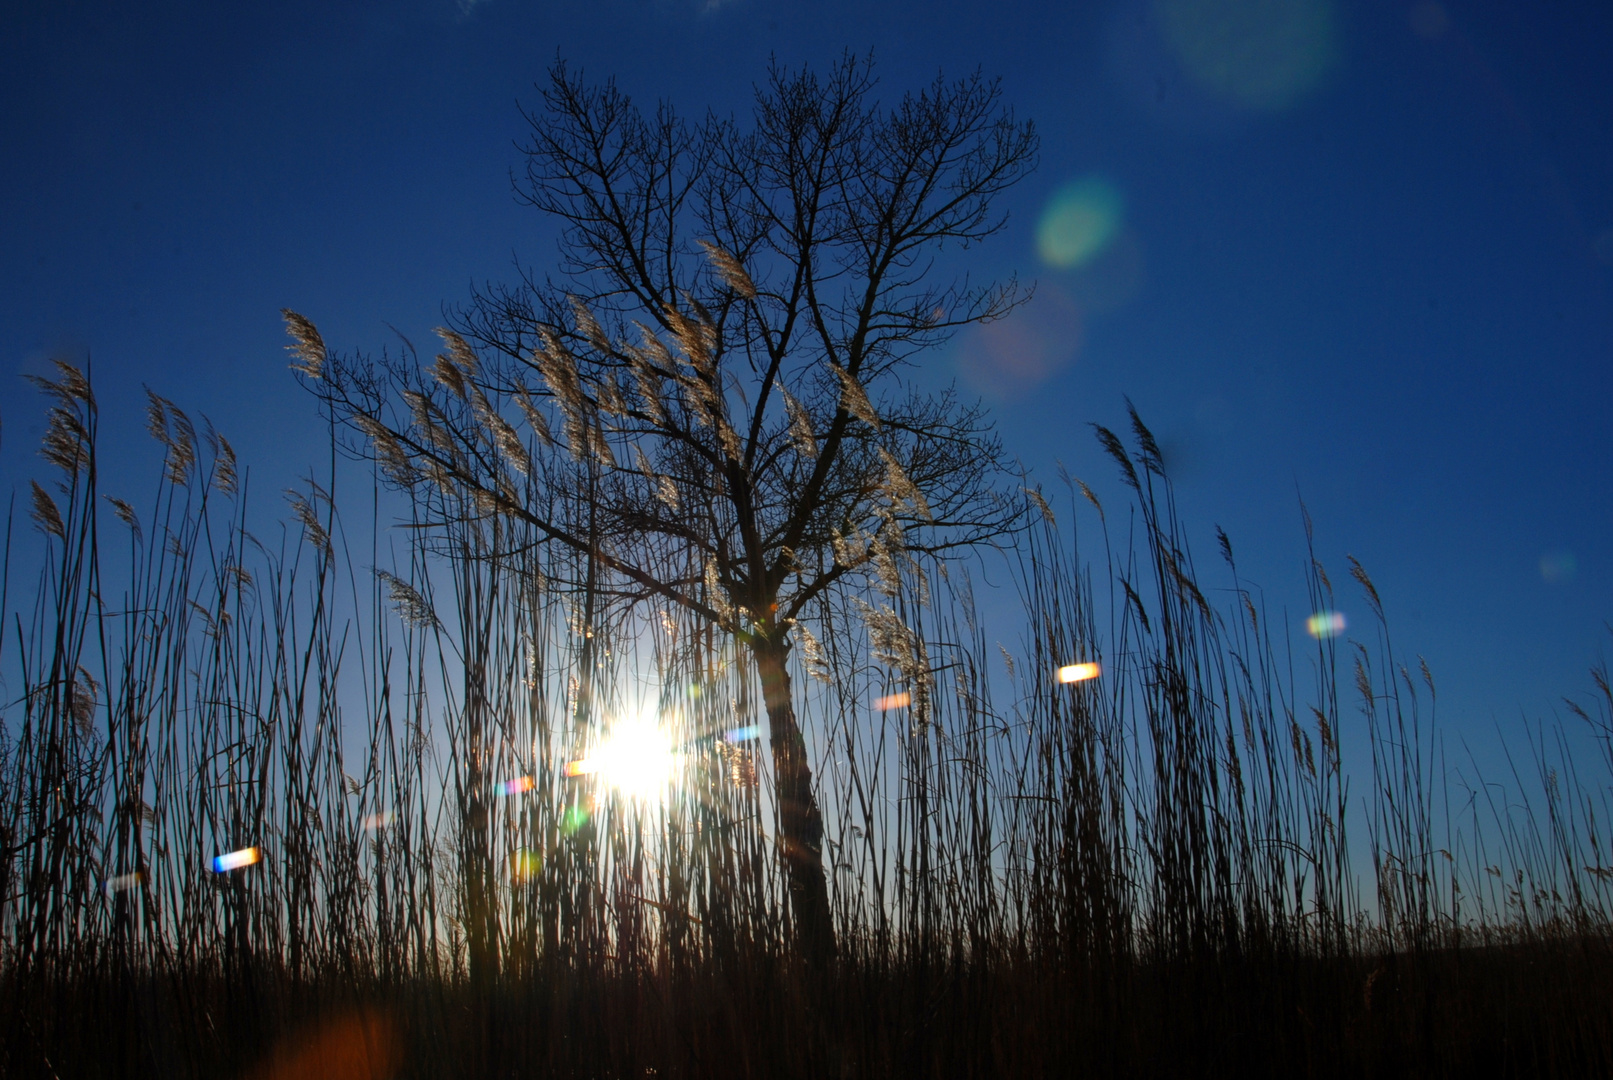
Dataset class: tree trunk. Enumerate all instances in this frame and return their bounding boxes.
[753,637,836,969]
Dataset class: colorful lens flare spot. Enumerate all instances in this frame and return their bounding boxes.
[1036,178,1124,269]
[510,849,542,881]
[1057,662,1102,684]
[1407,1,1450,39]
[1306,611,1347,639]
[102,871,145,895]
[212,847,260,873]
[362,811,394,831]
[874,692,912,711]
[724,725,760,743]
[496,775,535,796]
[560,806,590,836]
[1540,551,1578,583]
[1155,0,1340,112]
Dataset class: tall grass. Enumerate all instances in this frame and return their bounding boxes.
[2,370,1609,1077]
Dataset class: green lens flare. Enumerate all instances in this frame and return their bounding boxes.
[561,805,590,835]
[1036,178,1124,269]
[1155,0,1339,112]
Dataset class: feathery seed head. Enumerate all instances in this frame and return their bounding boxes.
[145,393,196,485]
[48,360,94,406]
[377,570,439,629]
[716,416,743,461]
[434,327,479,377]
[103,495,140,540]
[879,448,931,520]
[832,527,870,569]
[782,391,817,460]
[586,423,615,467]
[854,599,932,724]
[635,446,680,512]
[869,536,902,597]
[281,309,326,378]
[1091,423,1138,491]
[536,331,590,459]
[698,240,758,300]
[28,364,95,477]
[794,622,832,683]
[355,414,418,487]
[664,302,715,376]
[30,481,64,539]
[1075,477,1104,520]
[39,407,89,477]
[285,488,331,555]
[1023,486,1054,525]
[704,558,734,624]
[629,350,667,426]
[595,375,628,418]
[634,321,674,369]
[514,388,552,444]
[213,433,238,496]
[145,390,169,447]
[569,296,611,354]
[491,412,530,476]
[830,363,880,430]
[432,354,467,399]
[69,667,99,736]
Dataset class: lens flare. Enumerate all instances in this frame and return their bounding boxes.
[362,811,393,831]
[510,849,542,882]
[495,775,534,796]
[560,805,590,835]
[212,847,260,873]
[102,871,144,895]
[1155,0,1339,111]
[874,691,912,711]
[250,1007,399,1080]
[1057,662,1102,684]
[1036,178,1125,269]
[1407,1,1449,39]
[1306,611,1346,639]
[724,725,760,743]
[955,280,1089,400]
[1540,551,1577,583]
[1595,229,1613,266]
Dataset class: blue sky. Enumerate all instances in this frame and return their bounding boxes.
[3,0,1610,761]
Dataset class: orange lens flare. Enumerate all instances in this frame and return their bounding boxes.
[1057,662,1101,684]
[874,692,912,711]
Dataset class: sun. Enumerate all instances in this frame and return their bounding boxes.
[568,711,678,799]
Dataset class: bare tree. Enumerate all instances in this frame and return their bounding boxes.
[294,54,1037,968]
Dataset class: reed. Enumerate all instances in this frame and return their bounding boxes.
[1,369,1609,1077]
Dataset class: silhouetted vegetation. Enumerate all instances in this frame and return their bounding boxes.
[2,363,1610,1078]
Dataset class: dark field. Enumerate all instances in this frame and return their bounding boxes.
[3,367,1610,1078]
